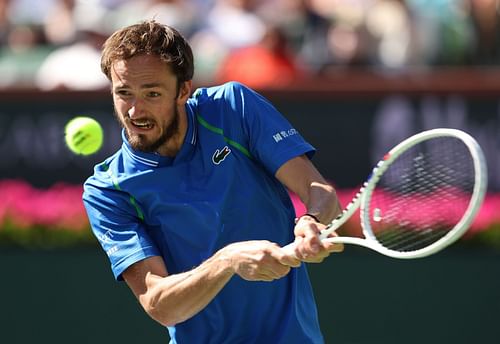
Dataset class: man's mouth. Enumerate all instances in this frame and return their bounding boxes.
[130,119,154,130]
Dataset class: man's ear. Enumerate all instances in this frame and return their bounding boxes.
[177,80,193,103]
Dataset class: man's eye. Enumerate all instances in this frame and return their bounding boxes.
[115,90,131,96]
[148,92,161,97]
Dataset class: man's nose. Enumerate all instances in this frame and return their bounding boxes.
[128,98,144,118]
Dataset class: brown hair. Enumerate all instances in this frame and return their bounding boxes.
[101,20,194,83]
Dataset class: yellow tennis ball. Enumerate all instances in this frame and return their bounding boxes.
[65,116,103,155]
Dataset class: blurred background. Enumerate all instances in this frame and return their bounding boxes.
[0,0,499,343]
[1,0,500,88]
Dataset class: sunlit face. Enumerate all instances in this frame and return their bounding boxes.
[110,54,191,156]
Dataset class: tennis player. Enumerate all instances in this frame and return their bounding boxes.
[83,20,343,344]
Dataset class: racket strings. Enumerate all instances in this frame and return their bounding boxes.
[376,226,448,251]
[368,136,475,252]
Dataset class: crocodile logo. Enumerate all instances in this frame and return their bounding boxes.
[212,146,231,165]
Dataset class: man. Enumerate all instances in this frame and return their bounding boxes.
[83,20,343,343]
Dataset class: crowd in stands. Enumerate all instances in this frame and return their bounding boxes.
[0,0,499,90]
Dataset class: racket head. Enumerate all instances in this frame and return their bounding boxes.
[359,128,487,259]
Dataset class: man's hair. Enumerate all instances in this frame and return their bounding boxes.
[101,20,194,83]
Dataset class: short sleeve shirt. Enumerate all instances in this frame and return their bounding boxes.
[83,82,324,344]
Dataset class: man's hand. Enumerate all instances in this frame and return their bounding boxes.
[291,215,344,263]
[221,240,301,282]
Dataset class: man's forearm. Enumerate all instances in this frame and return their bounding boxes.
[142,250,234,327]
[134,240,297,326]
[303,181,341,224]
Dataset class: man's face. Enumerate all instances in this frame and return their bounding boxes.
[110,54,186,155]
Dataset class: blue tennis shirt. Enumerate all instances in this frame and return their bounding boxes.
[83,82,324,344]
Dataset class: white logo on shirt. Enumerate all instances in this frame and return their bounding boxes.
[273,129,298,143]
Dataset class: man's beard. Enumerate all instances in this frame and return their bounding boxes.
[116,107,180,153]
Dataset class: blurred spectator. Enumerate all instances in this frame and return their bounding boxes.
[318,0,373,69]
[34,0,110,90]
[142,0,200,36]
[105,0,200,37]
[189,0,267,83]
[189,29,229,84]
[0,0,12,45]
[204,0,267,49]
[7,0,55,25]
[365,0,412,69]
[43,0,77,45]
[469,0,500,64]
[406,0,474,66]
[34,28,109,91]
[256,0,333,73]
[0,23,50,88]
[215,25,302,87]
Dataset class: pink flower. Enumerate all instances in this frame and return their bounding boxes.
[0,180,88,231]
[0,180,498,246]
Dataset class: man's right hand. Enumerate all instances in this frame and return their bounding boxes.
[220,240,301,282]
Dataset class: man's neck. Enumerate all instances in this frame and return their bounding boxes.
[157,106,188,157]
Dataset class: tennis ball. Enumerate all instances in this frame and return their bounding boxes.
[65,116,103,155]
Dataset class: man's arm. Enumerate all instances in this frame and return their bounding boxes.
[275,154,344,262]
[123,240,300,327]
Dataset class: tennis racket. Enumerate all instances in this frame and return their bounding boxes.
[284,128,488,259]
